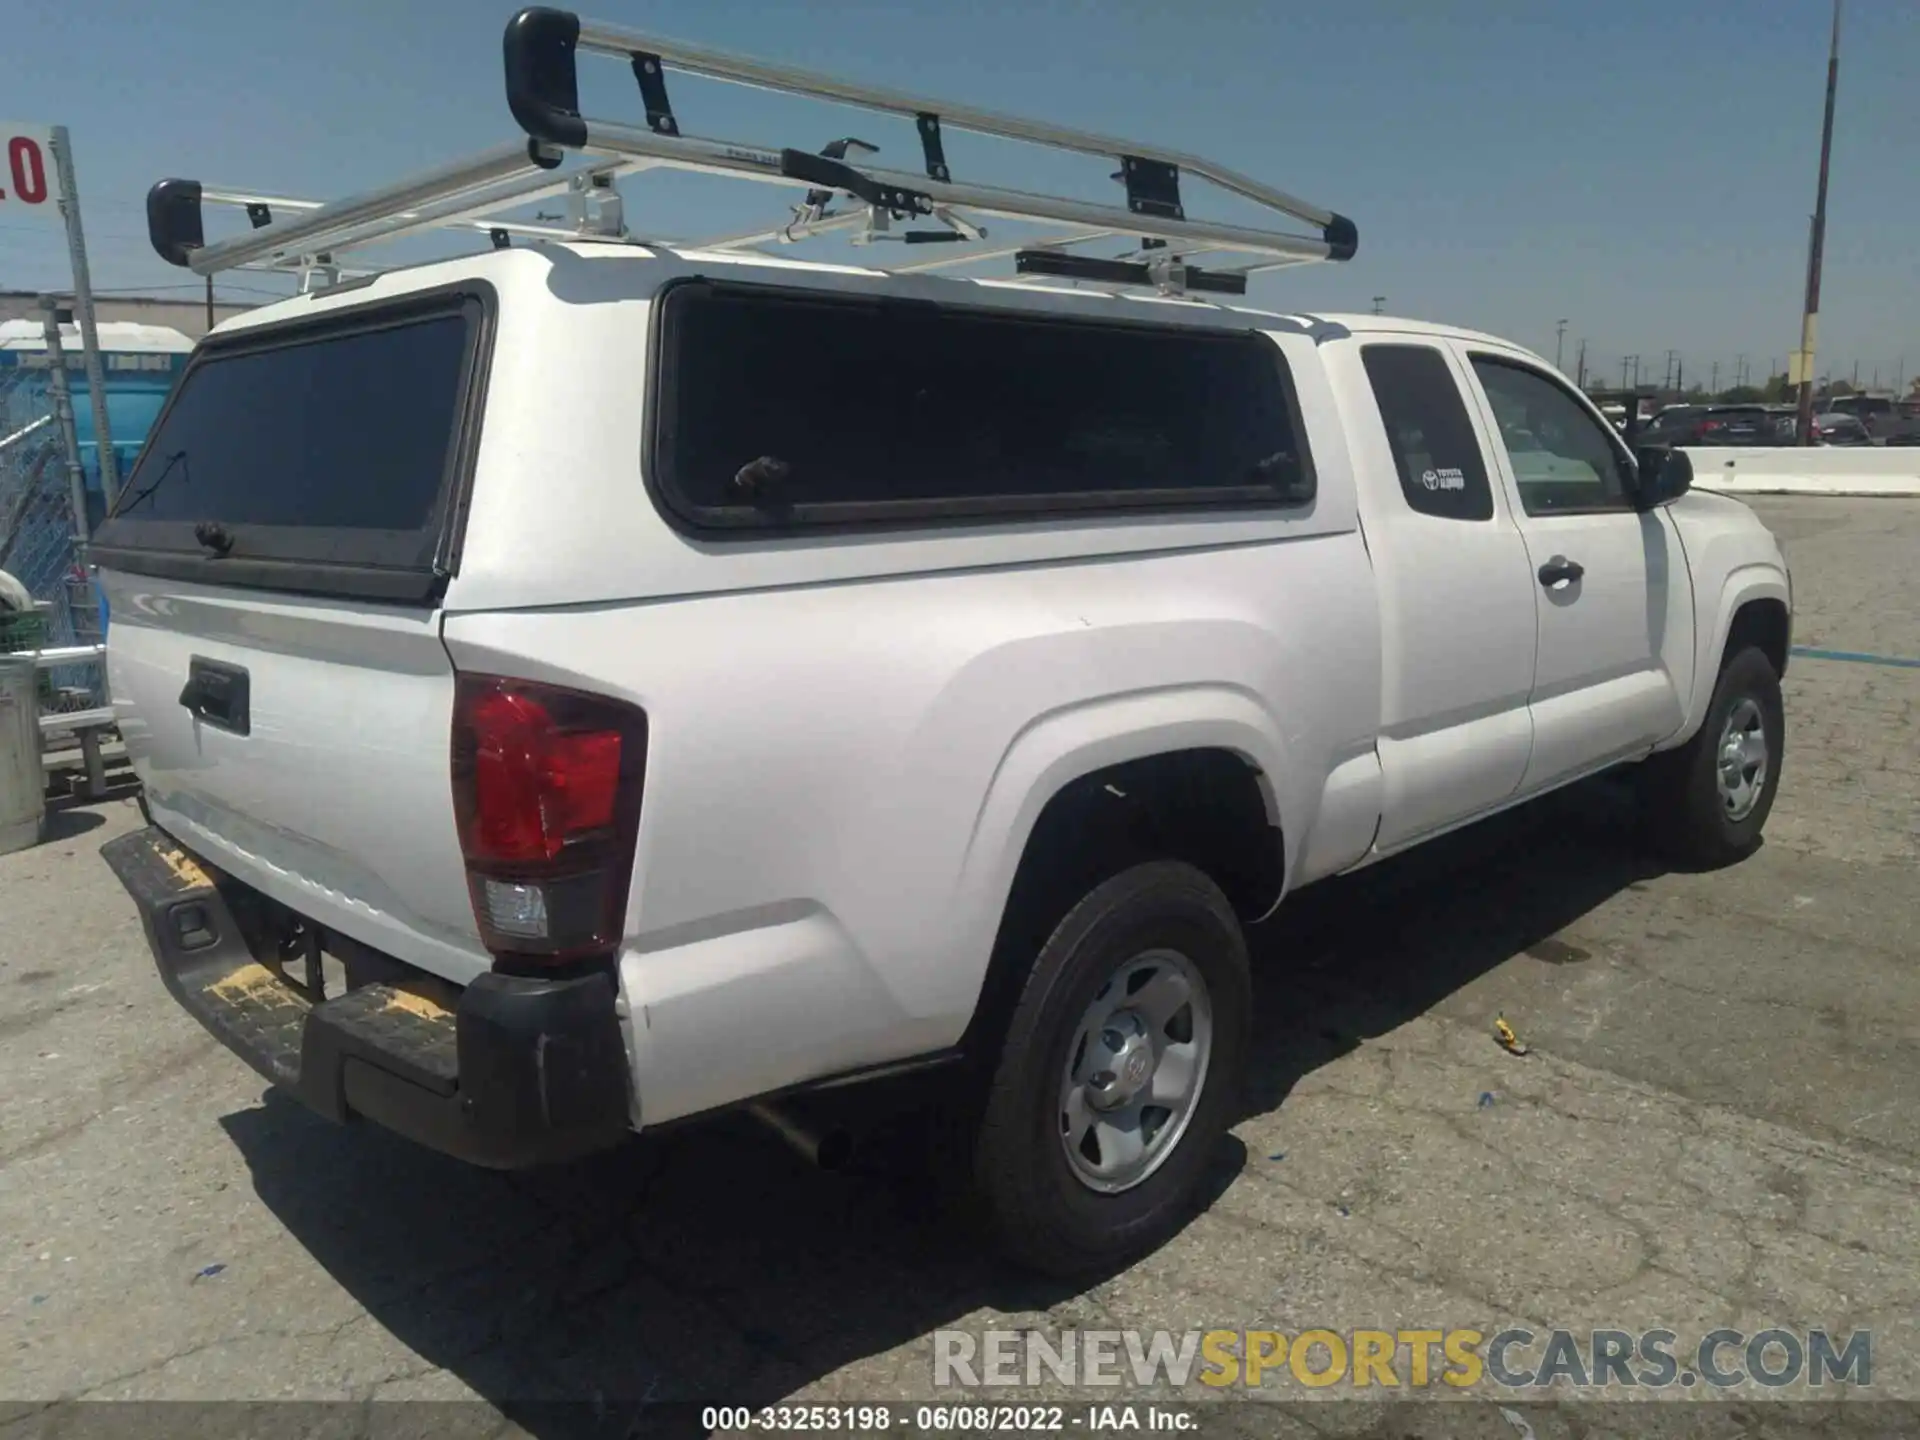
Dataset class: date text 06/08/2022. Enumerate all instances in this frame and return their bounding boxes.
[704,1403,1197,1431]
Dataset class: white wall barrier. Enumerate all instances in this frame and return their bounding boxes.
[1684,446,1920,498]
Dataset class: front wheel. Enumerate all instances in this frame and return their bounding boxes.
[971,861,1250,1277]
[1637,645,1784,868]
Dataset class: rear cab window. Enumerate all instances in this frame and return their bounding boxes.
[647,279,1315,533]
[1359,343,1493,521]
[92,284,494,603]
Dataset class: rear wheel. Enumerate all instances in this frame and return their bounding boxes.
[971,861,1250,1277]
[1638,645,1784,868]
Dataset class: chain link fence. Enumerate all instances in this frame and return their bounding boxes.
[0,359,109,719]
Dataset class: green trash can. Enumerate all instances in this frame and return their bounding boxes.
[0,607,55,708]
[0,607,47,652]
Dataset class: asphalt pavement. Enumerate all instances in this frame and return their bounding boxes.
[2,496,1916,1437]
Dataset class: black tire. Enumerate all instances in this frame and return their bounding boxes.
[971,860,1250,1277]
[1637,645,1784,869]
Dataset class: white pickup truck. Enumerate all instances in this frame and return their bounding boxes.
[96,9,1791,1275]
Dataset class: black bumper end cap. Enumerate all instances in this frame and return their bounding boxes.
[147,179,205,268]
[504,7,589,151]
[1323,212,1359,263]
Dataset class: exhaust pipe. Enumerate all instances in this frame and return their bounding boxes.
[747,1099,855,1171]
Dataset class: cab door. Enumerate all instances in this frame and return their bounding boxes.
[1339,338,1538,854]
[1453,348,1693,793]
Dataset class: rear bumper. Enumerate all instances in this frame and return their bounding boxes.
[101,825,634,1169]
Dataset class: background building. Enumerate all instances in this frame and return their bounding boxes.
[0,289,254,342]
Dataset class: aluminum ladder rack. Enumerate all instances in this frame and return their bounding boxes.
[147,6,1358,298]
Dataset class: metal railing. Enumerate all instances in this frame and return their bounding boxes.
[1,357,110,719]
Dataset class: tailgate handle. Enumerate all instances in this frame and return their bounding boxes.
[179,657,251,736]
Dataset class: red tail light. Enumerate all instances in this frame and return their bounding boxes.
[451,674,647,962]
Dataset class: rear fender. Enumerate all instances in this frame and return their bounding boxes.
[942,686,1301,1012]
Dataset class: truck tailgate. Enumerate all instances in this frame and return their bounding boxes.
[101,573,487,982]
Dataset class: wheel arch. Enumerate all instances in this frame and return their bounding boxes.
[952,694,1300,1064]
[1675,566,1791,744]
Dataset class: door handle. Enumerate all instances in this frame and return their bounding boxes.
[1538,556,1585,588]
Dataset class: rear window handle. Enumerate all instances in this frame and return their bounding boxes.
[179,657,251,736]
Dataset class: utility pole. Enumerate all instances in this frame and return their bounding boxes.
[1621,356,1632,390]
[1711,361,1720,394]
[1575,338,1587,390]
[1632,355,1642,389]
[1664,349,1678,389]
[1735,353,1748,388]
[1555,318,1568,371]
[1371,296,1385,315]
[1794,0,1843,446]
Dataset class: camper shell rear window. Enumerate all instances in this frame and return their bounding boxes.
[91,283,494,603]
[646,278,1315,535]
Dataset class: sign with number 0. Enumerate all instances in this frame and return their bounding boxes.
[0,125,62,219]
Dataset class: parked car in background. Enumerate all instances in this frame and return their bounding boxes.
[1705,406,1782,445]
[1640,404,1778,447]
[1880,402,1920,446]
[1810,412,1872,446]
[1824,394,1895,431]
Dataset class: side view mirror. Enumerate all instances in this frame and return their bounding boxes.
[1633,444,1693,508]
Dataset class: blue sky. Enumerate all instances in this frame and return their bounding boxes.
[4,0,1915,391]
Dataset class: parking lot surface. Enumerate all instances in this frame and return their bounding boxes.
[3,497,1917,1434]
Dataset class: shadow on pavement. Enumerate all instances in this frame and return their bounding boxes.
[219,777,1661,1435]
[38,804,108,844]
[1239,775,1667,1117]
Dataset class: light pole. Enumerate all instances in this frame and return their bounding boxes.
[1371,295,1386,316]
[1794,0,1843,446]
[1555,318,1567,371]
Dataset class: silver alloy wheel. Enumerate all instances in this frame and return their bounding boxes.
[1058,948,1213,1194]
[1716,695,1769,821]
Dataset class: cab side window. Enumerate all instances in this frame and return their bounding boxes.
[1360,343,1493,521]
[1469,356,1635,515]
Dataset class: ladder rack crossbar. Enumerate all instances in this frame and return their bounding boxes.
[568,14,1338,234]
[565,122,1335,262]
[199,189,600,246]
